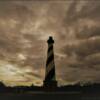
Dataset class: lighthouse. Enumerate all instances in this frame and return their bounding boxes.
[43,36,57,89]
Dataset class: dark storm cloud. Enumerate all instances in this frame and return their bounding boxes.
[64,0,100,25]
[76,26,100,39]
[65,37,100,57]
[0,1,42,60]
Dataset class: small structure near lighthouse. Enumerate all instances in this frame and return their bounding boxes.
[43,36,58,89]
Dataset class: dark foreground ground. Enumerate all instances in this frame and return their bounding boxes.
[0,92,100,100]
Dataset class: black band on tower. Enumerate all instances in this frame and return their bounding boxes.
[46,54,54,67]
[45,67,55,81]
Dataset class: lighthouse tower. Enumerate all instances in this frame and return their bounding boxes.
[43,36,57,89]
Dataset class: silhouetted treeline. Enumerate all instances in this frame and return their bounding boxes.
[0,81,100,93]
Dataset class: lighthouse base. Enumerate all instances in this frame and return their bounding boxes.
[43,80,58,91]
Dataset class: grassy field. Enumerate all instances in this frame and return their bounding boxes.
[0,92,100,100]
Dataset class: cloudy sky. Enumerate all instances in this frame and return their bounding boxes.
[0,0,100,86]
